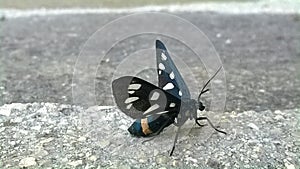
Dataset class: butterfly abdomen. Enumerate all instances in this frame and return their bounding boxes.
[128,113,177,137]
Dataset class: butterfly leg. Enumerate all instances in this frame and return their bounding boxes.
[195,120,207,127]
[169,126,181,156]
[196,116,227,135]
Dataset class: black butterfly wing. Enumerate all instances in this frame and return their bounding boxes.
[156,40,195,127]
[156,40,191,100]
[112,76,181,119]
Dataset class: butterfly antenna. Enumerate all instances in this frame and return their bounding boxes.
[197,67,222,102]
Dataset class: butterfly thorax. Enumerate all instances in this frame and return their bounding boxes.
[174,99,198,126]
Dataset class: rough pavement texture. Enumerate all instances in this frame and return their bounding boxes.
[1,13,300,112]
[0,103,299,168]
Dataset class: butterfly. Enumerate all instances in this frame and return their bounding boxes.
[112,40,226,156]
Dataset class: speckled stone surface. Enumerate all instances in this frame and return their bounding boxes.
[0,103,299,168]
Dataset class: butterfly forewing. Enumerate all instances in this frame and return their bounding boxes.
[112,76,181,119]
[156,40,191,100]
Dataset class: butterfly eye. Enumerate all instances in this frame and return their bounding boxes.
[198,102,205,111]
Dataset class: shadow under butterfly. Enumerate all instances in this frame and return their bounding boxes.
[112,40,226,156]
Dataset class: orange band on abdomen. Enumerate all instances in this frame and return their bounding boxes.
[141,118,152,135]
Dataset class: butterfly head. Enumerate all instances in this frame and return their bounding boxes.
[190,97,205,111]
[197,90,208,111]
[198,101,205,111]
[196,67,222,111]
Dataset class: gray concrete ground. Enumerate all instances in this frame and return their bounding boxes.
[0,103,299,168]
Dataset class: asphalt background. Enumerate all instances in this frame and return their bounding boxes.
[1,13,300,112]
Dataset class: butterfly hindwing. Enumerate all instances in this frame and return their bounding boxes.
[112,41,191,124]
[112,76,181,119]
[156,40,191,100]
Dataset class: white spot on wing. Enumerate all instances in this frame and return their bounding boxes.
[179,90,182,96]
[163,83,174,90]
[169,72,175,79]
[156,111,169,115]
[126,103,133,109]
[158,70,162,75]
[124,97,139,104]
[143,104,160,115]
[128,84,141,90]
[174,118,178,123]
[128,91,135,94]
[161,53,167,60]
[170,103,176,107]
[150,92,160,100]
[158,63,165,70]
